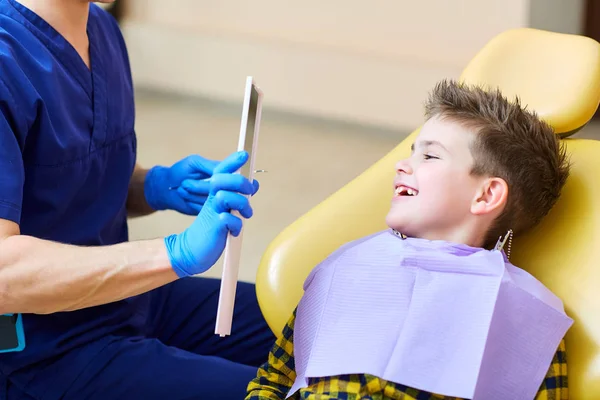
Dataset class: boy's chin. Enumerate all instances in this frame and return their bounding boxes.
[385,214,409,234]
[385,210,424,238]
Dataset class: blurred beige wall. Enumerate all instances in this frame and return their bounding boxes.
[120,0,584,132]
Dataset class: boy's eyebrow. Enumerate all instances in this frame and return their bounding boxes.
[411,140,448,152]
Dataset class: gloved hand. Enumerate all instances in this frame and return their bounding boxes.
[144,154,220,215]
[164,151,260,277]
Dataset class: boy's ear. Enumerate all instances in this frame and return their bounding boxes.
[471,177,508,216]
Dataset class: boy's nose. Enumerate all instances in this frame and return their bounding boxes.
[395,158,413,175]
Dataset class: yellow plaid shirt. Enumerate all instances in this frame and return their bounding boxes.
[246,308,568,400]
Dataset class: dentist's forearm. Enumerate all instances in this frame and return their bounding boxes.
[0,233,178,314]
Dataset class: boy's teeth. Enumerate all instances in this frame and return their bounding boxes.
[395,186,417,196]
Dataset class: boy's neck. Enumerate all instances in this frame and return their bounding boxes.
[401,223,489,249]
[16,0,91,68]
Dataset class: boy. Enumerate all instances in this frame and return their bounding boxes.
[246,80,571,400]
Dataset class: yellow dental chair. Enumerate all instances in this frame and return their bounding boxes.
[255,28,600,398]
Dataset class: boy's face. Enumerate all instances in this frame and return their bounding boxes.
[386,116,493,242]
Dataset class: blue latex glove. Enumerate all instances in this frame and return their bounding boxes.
[144,155,220,215]
[164,151,260,277]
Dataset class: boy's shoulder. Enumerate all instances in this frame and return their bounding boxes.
[505,263,567,313]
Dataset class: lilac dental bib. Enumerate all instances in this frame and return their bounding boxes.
[288,230,573,400]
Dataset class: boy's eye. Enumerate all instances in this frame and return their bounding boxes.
[423,154,439,160]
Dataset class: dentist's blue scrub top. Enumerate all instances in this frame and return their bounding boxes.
[0,0,141,396]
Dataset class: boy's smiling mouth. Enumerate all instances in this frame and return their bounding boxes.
[395,184,419,197]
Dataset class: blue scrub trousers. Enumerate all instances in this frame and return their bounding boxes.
[1,278,275,400]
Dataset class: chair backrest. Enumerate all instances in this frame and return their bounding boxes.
[255,28,600,398]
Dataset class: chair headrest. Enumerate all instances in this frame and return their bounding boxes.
[460,28,600,137]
